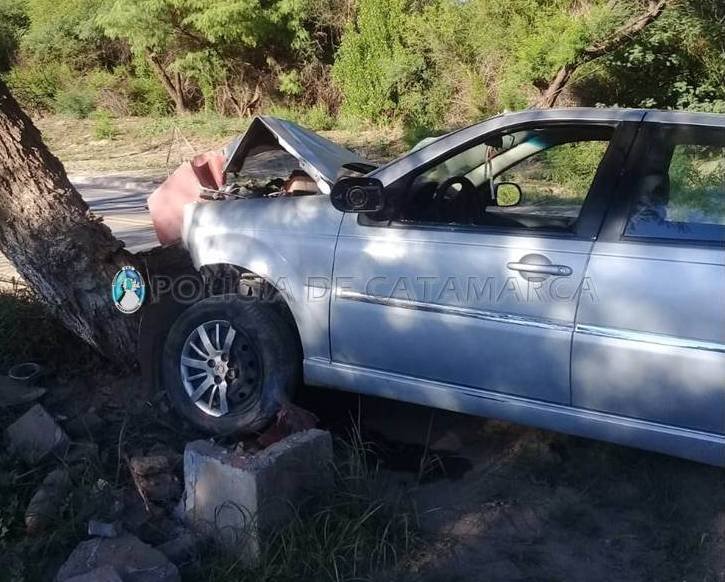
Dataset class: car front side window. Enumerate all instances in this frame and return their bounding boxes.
[397,125,613,233]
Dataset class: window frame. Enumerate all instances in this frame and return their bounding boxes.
[599,122,725,248]
[359,120,639,241]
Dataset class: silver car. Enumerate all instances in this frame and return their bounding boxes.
[162,108,725,466]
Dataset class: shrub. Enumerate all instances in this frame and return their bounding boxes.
[332,0,419,123]
[54,86,96,118]
[4,61,69,113]
[92,110,119,140]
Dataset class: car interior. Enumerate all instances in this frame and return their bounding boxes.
[395,126,614,232]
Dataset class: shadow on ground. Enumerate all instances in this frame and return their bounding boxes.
[298,385,725,582]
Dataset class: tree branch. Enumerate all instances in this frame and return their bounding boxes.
[534,0,668,108]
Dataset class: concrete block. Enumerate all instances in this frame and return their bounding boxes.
[181,429,333,562]
[6,404,70,464]
[55,534,179,582]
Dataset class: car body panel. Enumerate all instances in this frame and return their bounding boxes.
[331,214,592,404]
[184,195,344,361]
[224,116,373,194]
[182,108,725,466]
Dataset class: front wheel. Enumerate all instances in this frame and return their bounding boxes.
[162,294,300,435]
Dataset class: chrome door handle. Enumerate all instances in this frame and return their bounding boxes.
[507,262,573,277]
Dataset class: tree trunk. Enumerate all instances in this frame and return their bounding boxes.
[147,52,189,114]
[535,0,668,108]
[0,80,139,367]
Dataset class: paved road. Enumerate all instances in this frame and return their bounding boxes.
[0,174,163,284]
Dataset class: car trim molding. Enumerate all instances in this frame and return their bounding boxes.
[304,358,725,467]
[336,290,572,332]
[576,324,725,354]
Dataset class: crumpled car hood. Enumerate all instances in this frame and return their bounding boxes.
[223,116,372,195]
[148,116,373,246]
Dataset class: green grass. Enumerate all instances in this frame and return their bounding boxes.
[186,425,420,582]
[139,112,251,140]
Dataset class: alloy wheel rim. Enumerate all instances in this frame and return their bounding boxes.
[179,319,262,417]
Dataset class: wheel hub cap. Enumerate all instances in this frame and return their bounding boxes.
[179,319,261,417]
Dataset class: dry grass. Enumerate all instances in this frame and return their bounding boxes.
[35,115,406,176]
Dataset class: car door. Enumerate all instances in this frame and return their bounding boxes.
[330,119,638,404]
[572,115,725,434]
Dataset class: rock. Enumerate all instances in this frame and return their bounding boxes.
[0,375,46,407]
[6,404,70,464]
[88,519,122,538]
[66,442,100,465]
[65,565,124,582]
[155,529,198,566]
[181,429,333,564]
[55,534,180,582]
[129,455,182,503]
[256,403,319,448]
[25,468,71,535]
[64,411,104,439]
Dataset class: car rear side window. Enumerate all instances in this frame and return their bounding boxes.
[625,126,725,243]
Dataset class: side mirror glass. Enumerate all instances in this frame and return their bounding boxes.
[331,177,385,213]
[494,182,522,207]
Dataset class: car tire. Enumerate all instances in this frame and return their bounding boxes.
[162,294,300,435]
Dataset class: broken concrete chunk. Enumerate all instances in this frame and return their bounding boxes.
[25,468,71,535]
[129,455,182,503]
[181,429,333,563]
[64,565,124,582]
[155,529,198,566]
[0,375,46,407]
[55,534,180,582]
[6,404,70,464]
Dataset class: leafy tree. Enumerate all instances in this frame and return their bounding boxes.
[0,0,29,73]
[99,0,312,114]
[578,0,725,112]
[20,0,111,68]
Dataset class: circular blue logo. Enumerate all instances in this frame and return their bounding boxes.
[112,266,146,314]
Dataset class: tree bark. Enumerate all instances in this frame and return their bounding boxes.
[147,52,189,114]
[0,80,140,367]
[535,0,668,108]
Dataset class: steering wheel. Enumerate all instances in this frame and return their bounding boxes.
[433,176,478,223]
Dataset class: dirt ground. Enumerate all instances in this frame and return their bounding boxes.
[35,116,406,175]
[299,387,725,582]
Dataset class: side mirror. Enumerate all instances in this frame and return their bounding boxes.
[494,182,522,207]
[331,177,385,213]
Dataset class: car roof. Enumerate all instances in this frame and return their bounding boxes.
[369,107,724,186]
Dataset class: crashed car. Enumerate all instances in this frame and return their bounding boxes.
[158,109,725,466]
[148,116,376,245]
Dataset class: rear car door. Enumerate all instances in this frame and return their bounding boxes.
[330,118,638,404]
[572,114,725,434]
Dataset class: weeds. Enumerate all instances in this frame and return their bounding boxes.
[91,111,120,140]
[140,113,250,140]
[190,425,420,582]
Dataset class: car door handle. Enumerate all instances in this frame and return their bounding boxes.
[507,262,573,277]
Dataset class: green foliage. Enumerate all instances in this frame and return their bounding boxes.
[578,0,725,112]
[5,60,70,113]
[54,86,96,118]
[20,0,107,67]
[92,110,119,139]
[265,103,336,131]
[332,0,421,121]
[278,69,304,97]
[189,430,419,582]
[0,0,29,72]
